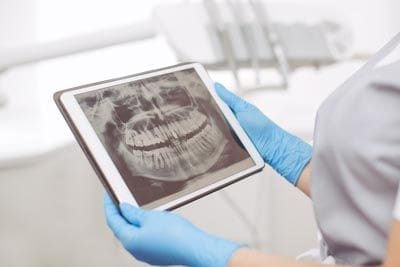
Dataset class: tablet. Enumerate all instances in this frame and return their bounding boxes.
[54,62,264,210]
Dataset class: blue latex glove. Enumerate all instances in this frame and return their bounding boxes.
[104,194,242,267]
[215,82,312,185]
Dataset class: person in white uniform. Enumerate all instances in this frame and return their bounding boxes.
[103,33,400,267]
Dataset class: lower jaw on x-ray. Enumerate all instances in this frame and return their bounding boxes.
[120,109,227,182]
[76,68,252,206]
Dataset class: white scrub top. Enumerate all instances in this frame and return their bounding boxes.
[310,33,400,266]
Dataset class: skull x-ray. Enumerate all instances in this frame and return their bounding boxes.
[76,68,253,207]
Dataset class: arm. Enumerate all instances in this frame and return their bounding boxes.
[383,220,400,267]
[383,185,400,267]
[230,249,354,267]
[296,163,312,198]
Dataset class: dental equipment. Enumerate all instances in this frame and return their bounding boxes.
[0,0,353,107]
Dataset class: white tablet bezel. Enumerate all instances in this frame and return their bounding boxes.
[59,62,264,210]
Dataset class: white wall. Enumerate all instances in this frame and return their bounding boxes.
[0,0,37,105]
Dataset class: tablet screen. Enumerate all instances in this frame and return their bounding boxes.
[75,68,255,208]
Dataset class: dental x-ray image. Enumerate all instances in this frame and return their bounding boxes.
[75,68,254,207]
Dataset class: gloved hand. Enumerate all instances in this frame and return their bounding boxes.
[104,194,242,267]
[215,82,312,185]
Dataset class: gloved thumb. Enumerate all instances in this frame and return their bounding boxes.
[120,203,147,227]
[214,82,248,113]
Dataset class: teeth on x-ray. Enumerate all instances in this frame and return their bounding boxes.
[125,111,208,149]
[126,113,221,170]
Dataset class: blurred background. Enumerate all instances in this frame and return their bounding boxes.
[0,0,399,266]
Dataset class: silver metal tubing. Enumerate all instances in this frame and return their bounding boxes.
[204,0,241,89]
[249,0,290,88]
[228,0,262,86]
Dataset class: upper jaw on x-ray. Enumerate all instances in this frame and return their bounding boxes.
[79,72,227,182]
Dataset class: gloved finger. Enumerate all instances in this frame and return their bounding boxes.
[104,194,138,239]
[214,82,248,113]
[119,203,147,227]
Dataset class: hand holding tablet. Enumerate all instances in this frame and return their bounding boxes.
[54,63,264,210]
[214,83,312,185]
[104,194,242,267]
